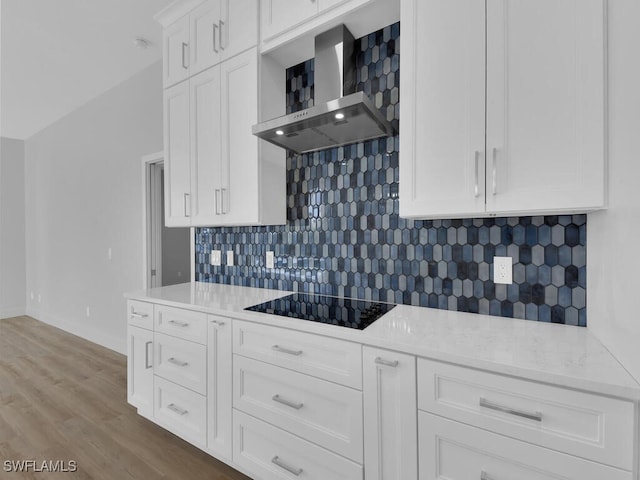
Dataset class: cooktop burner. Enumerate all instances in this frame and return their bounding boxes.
[245,293,395,330]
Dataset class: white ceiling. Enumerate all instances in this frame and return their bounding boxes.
[1,0,175,140]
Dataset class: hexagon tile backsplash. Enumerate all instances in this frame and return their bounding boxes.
[195,22,587,326]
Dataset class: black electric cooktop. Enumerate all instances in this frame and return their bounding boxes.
[245,293,395,330]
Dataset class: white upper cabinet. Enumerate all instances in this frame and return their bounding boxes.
[160,0,258,87]
[190,65,222,225]
[400,0,607,219]
[260,0,319,41]
[163,16,191,89]
[163,80,191,227]
[163,49,284,227]
[191,0,258,74]
[485,0,606,214]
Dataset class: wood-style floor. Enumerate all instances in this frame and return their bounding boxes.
[0,316,251,480]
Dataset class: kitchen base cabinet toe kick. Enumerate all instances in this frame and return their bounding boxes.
[126,288,640,480]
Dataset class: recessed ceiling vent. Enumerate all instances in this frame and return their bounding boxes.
[252,25,395,154]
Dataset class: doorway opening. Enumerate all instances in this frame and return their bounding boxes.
[142,152,192,288]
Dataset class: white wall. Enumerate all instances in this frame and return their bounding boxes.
[0,137,26,318]
[24,61,163,354]
[588,0,640,383]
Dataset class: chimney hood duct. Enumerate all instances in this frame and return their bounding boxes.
[252,25,395,154]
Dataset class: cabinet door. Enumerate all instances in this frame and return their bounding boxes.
[219,49,259,224]
[163,15,191,87]
[399,0,486,219]
[207,316,232,460]
[363,347,418,480]
[127,326,154,418]
[190,0,222,76]
[220,0,258,61]
[485,0,606,214]
[190,66,223,225]
[163,81,191,227]
[260,0,318,41]
[418,412,632,480]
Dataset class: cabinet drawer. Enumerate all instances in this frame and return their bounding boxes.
[418,412,632,480]
[155,305,207,344]
[234,355,363,463]
[417,358,635,470]
[155,332,207,395]
[127,300,154,330]
[154,376,207,448]
[233,410,362,480]
[233,320,362,388]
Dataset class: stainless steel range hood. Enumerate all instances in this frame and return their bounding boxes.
[252,25,395,154]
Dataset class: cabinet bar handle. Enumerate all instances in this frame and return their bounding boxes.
[219,20,225,50]
[474,150,480,198]
[168,320,190,328]
[167,357,189,367]
[130,311,148,319]
[144,341,152,369]
[271,456,303,476]
[167,403,188,416]
[181,42,189,69]
[215,189,221,215]
[375,357,399,368]
[272,394,304,410]
[479,397,542,422]
[491,147,498,195]
[210,319,225,326]
[184,193,190,217]
[212,23,219,53]
[480,471,495,480]
[221,188,227,214]
[272,345,303,356]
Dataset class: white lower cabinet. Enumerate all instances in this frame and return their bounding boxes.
[418,412,632,480]
[154,376,207,448]
[154,332,207,395]
[417,358,635,471]
[234,355,363,462]
[363,347,417,480]
[127,299,638,480]
[233,410,363,480]
[127,325,154,418]
[207,315,232,460]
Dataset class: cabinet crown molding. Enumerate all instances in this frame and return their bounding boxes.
[154,0,206,27]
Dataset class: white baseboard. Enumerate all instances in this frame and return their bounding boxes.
[25,307,126,355]
[0,307,27,319]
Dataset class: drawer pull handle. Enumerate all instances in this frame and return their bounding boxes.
[479,397,542,422]
[130,311,148,319]
[272,394,304,410]
[480,471,495,480]
[272,345,303,356]
[144,341,153,369]
[168,320,189,328]
[375,357,399,368]
[210,320,226,326]
[167,403,188,416]
[271,456,303,476]
[167,357,189,367]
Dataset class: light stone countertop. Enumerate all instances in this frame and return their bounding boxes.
[126,281,640,400]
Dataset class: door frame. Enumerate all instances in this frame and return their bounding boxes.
[141,151,195,289]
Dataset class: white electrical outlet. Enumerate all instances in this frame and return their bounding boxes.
[226,250,234,266]
[211,250,222,266]
[266,251,275,269]
[494,256,513,284]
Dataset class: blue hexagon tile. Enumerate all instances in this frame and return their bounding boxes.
[195,22,587,327]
